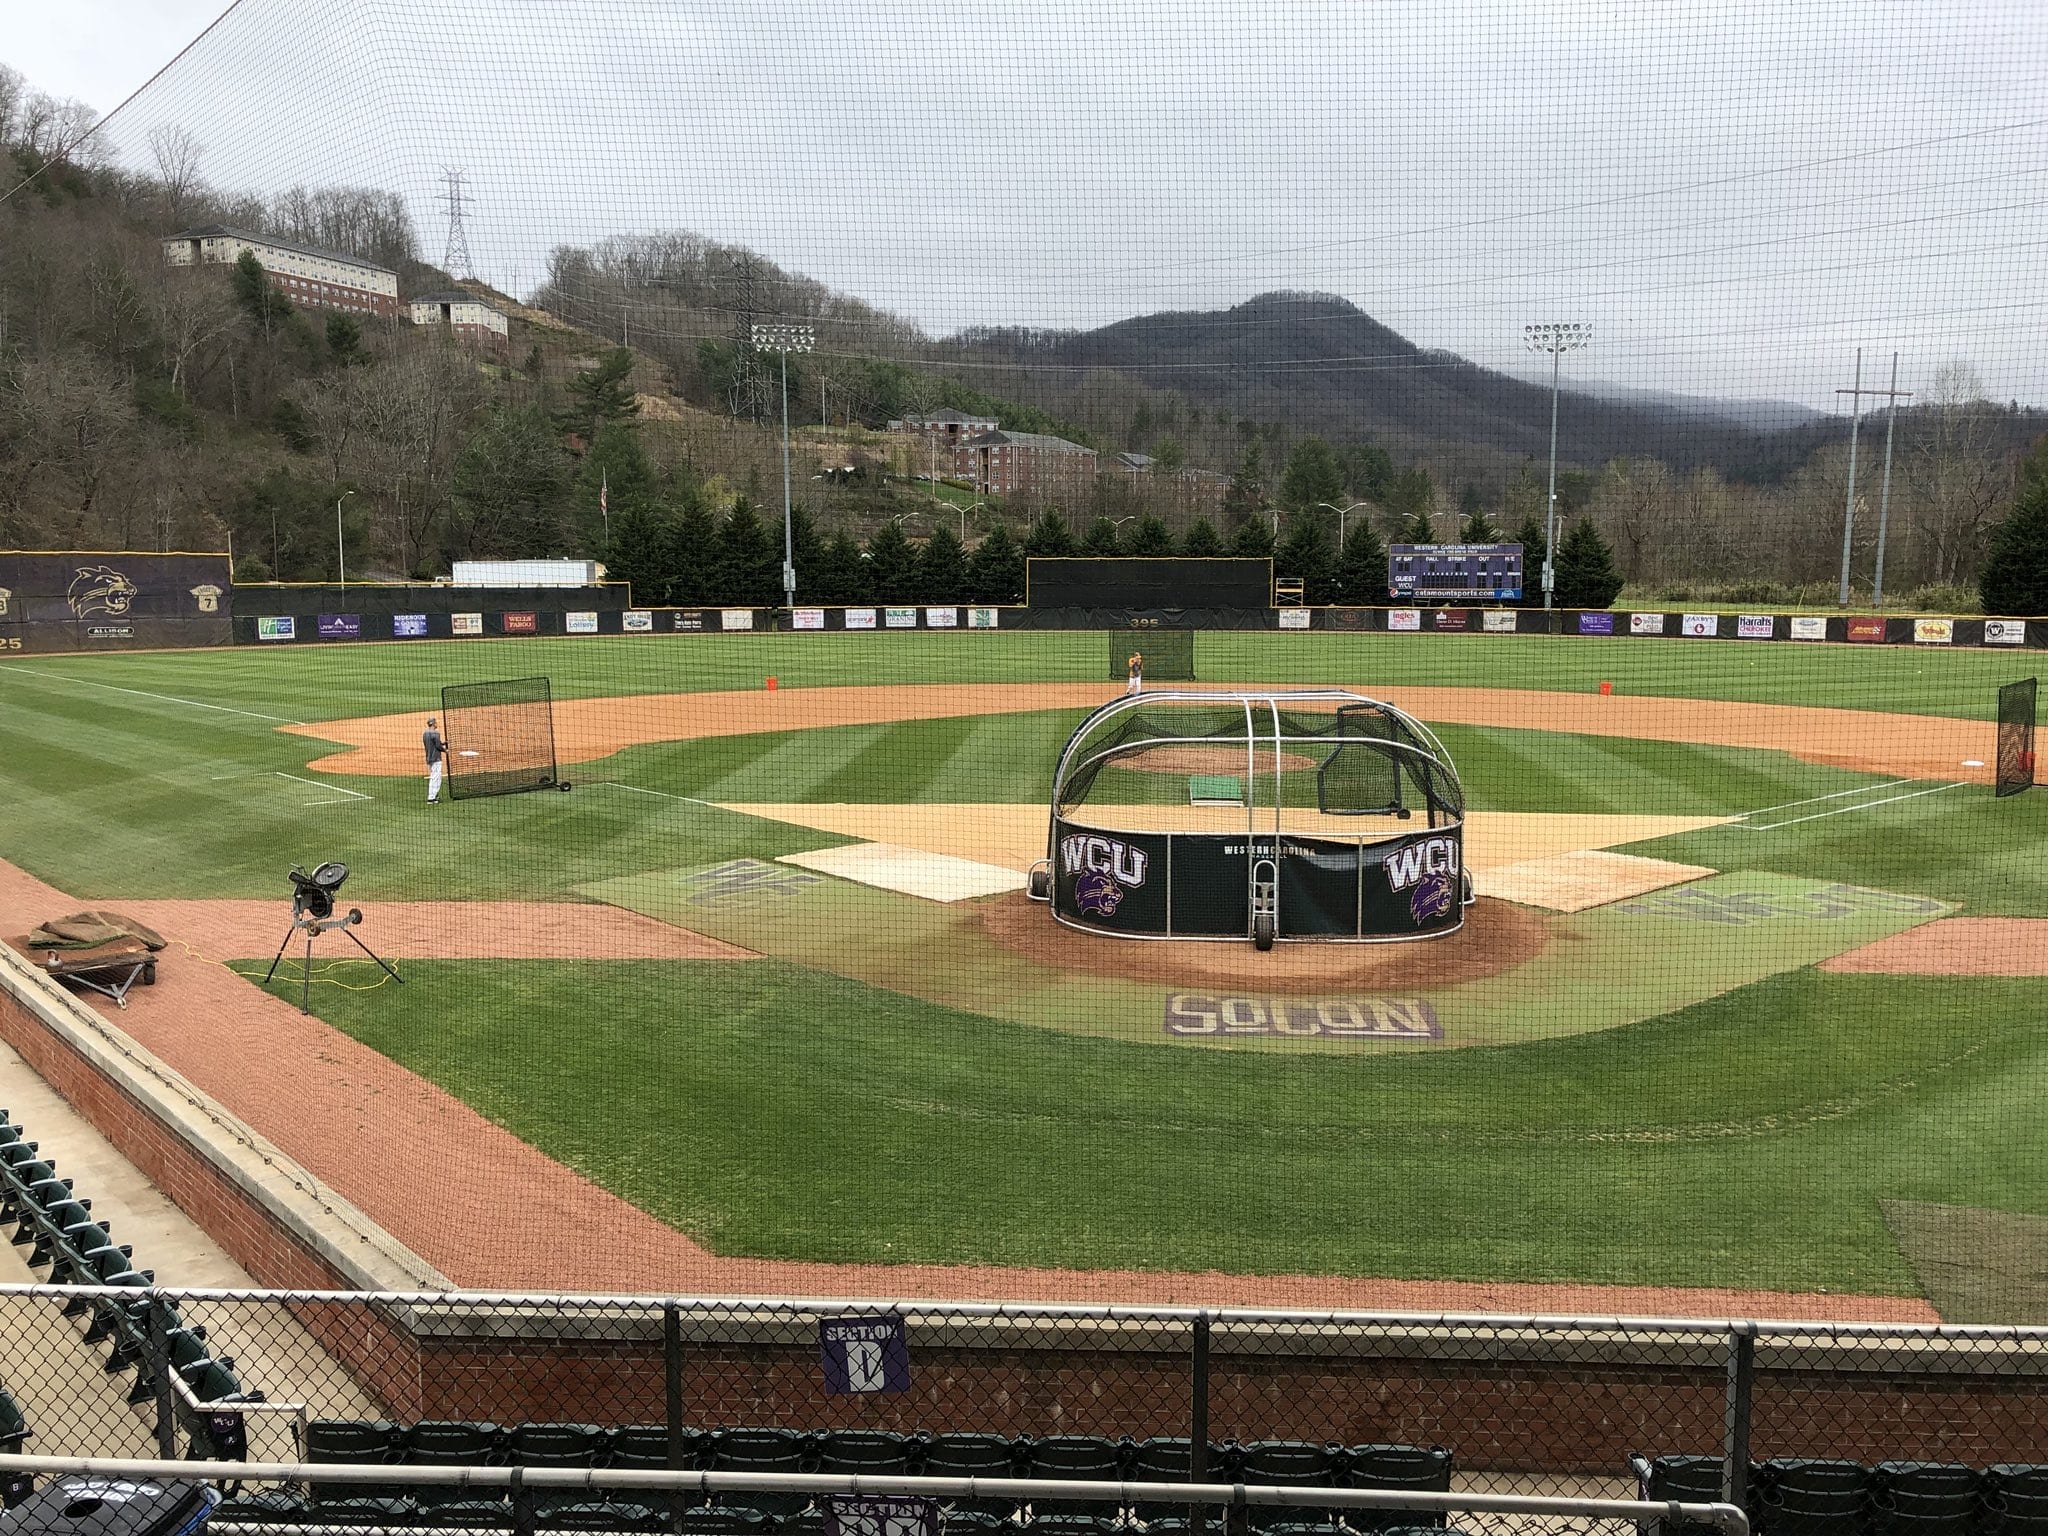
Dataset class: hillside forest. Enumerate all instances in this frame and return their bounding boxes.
[3,60,2047,612]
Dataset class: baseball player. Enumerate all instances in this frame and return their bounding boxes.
[423,716,445,804]
[1127,651,1144,695]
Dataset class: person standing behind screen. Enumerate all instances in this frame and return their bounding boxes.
[1127,651,1144,695]
[423,716,445,804]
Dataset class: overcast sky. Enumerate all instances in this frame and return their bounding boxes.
[10,0,2048,410]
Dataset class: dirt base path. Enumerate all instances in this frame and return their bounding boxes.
[287,683,1995,785]
[1823,919,2048,976]
[0,854,1935,1319]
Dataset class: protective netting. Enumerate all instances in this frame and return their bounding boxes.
[1996,677,2036,797]
[3,0,2048,1393]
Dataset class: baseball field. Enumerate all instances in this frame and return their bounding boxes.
[1,630,2045,1318]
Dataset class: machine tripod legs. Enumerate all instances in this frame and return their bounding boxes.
[262,908,403,1015]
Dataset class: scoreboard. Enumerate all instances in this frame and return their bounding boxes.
[1388,543,1523,601]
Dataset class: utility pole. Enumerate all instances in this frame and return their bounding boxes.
[1870,353,1912,608]
[1523,322,1591,609]
[752,323,814,615]
[1836,349,1865,607]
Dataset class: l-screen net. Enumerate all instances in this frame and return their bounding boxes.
[440,676,559,799]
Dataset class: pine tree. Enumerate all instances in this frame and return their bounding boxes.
[1179,518,1224,556]
[967,523,1026,604]
[1223,442,1266,527]
[230,250,292,335]
[567,347,641,439]
[719,498,780,604]
[1980,443,2048,616]
[1276,519,1338,605]
[812,529,869,604]
[1081,517,1124,556]
[1229,516,1276,558]
[1023,508,1077,558]
[863,519,919,604]
[787,503,823,602]
[575,422,656,548]
[1125,514,1175,556]
[1279,436,1346,518]
[605,501,673,606]
[663,496,723,605]
[1553,517,1624,609]
[1333,518,1389,606]
[1459,509,1503,543]
[915,524,969,603]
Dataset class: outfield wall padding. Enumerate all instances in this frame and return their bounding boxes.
[0,550,231,652]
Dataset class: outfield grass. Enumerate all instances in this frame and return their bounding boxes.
[280,958,2048,1293]
[2,627,2036,719]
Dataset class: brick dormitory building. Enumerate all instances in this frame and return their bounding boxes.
[161,224,400,319]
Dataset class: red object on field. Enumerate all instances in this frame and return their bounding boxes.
[766,676,778,691]
[1599,680,1613,696]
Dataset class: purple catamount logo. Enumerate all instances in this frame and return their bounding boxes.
[1410,872,1455,924]
[1074,870,1125,916]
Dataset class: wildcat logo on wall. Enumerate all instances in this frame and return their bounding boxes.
[67,565,139,618]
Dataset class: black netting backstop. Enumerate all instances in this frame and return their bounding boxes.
[1112,630,1196,682]
[441,676,561,799]
[1997,677,2037,798]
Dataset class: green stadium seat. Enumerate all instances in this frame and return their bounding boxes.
[212,1490,310,1524]
[306,1415,405,1514]
[817,1429,918,1474]
[1028,1516,1117,1536]
[1239,1442,1339,1486]
[944,1514,1020,1536]
[1025,1436,1126,1520]
[1131,1439,1229,1483]
[513,1423,610,1467]
[542,1422,697,1530]
[676,1510,775,1536]
[926,1433,1026,1520]
[1755,1460,1867,1536]
[709,1426,816,1517]
[1870,1463,1977,1536]
[407,1421,511,1526]
[1983,1466,2048,1536]
[1340,1445,1452,1532]
[1628,1453,1726,1536]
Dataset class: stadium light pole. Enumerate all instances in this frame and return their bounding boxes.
[1523,322,1591,609]
[1317,500,1369,552]
[751,322,814,612]
[335,489,355,587]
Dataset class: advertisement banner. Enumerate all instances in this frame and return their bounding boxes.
[451,612,484,635]
[392,613,428,638]
[1681,612,1720,638]
[622,610,653,633]
[1914,618,1954,645]
[502,611,539,634]
[672,610,706,632]
[844,607,878,630]
[1577,612,1615,635]
[884,606,918,629]
[967,607,1000,629]
[1052,822,1172,934]
[925,607,959,629]
[721,609,755,632]
[1482,608,1519,633]
[1846,616,1886,643]
[1328,607,1370,631]
[792,607,826,631]
[1985,618,2028,646]
[1388,608,1422,632]
[1433,609,1471,632]
[565,611,599,634]
[1277,608,1311,629]
[1362,829,1465,938]
[1628,612,1667,635]
[317,613,361,639]
[256,616,296,641]
[1789,616,1828,641]
[0,550,233,652]
[1737,614,1776,639]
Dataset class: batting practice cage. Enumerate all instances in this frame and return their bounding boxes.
[438,676,563,799]
[19,2,2048,1466]
[1029,691,1470,947]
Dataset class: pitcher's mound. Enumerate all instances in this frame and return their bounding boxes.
[979,891,1547,991]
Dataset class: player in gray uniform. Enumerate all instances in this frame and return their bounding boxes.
[423,717,445,804]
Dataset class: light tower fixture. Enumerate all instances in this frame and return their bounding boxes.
[751,322,815,613]
[1523,321,1592,610]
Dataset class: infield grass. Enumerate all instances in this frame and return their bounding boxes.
[275,958,2048,1293]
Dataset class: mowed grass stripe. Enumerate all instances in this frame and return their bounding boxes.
[297,960,2048,1292]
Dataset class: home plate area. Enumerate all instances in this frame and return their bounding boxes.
[777,841,1024,901]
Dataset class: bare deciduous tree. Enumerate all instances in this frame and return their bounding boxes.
[148,124,205,225]
[1907,361,2012,586]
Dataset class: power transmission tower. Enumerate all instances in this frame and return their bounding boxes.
[439,168,474,280]
[726,252,769,422]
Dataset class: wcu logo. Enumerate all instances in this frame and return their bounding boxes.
[1384,835,1459,892]
[1060,833,1149,888]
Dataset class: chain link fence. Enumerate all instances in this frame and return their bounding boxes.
[0,1287,2040,1536]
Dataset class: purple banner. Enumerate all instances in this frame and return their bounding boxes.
[819,1314,910,1394]
[822,1498,939,1536]
[316,613,361,638]
[1577,612,1616,635]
